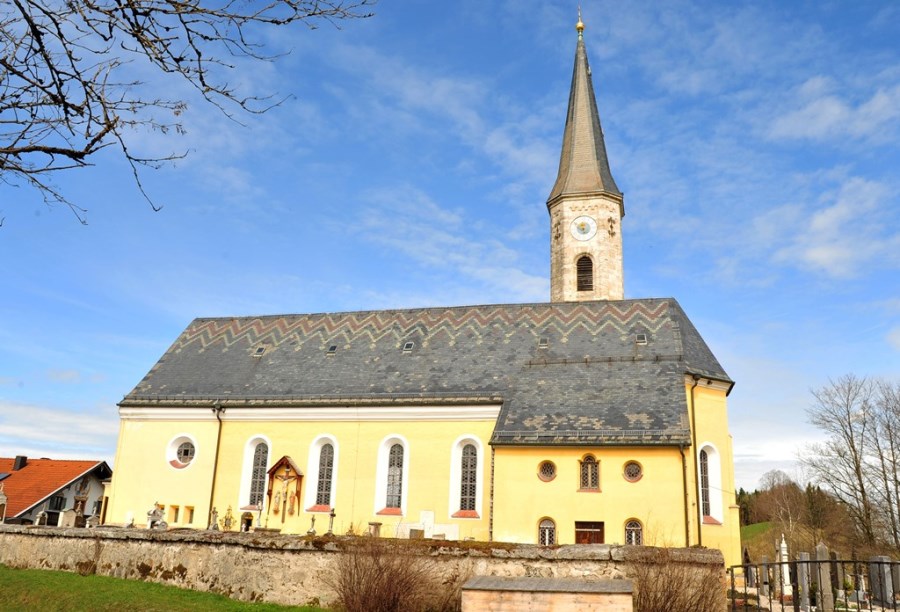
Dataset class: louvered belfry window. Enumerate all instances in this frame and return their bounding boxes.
[249,443,268,506]
[316,443,334,506]
[580,455,599,490]
[386,444,404,508]
[460,444,477,511]
[576,256,593,291]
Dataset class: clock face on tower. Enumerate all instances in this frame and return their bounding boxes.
[570,215,598,241]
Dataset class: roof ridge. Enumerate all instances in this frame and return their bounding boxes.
[188,298,674,323]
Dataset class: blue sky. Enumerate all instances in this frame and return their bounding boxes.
[2,1,899,492]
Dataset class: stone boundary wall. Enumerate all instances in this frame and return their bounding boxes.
[0,525,723,607]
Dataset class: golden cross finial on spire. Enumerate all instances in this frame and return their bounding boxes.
[576,6,585,38]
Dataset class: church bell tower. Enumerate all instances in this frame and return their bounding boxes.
[548,13,624,302]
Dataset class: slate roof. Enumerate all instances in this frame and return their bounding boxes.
[122,299,731,447]
[547,29,622,207]
[0,457,111,517]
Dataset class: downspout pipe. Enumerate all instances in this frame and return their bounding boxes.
[207,400,225,529]
[689,374,702,547]
[680,444,690,546]
[489,446,496,542]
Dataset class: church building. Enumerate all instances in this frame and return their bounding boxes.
[105,16,741,566]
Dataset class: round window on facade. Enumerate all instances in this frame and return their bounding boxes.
[167,435,197,469]
[623,461,643,482]
[177,442,195,463]
[538,460,557,482]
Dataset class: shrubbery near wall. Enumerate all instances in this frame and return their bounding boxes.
[629,547,724,612]
[326,538,466,612]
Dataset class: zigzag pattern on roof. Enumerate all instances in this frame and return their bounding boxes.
[169,301,673,353]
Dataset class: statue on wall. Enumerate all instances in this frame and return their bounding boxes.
[208,507,219,530]
[147,502,164,529]
[223,506,234,531]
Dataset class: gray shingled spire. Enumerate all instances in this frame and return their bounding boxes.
[547,21,621,206]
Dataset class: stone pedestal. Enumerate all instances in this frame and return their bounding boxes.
[462,576,633,612]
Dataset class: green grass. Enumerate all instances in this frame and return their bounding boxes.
[741,521,772,542]
[0,565,328,612]
[741,521,778,562]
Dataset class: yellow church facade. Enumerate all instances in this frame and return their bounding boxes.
[110,403,499,541]
[104,17,742,567]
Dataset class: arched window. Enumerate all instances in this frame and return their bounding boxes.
[450,436,483,518]
[699,449,711,517]
[576,256,593,292]
[305,435,339,512]
[249,442,268,506]
[697,443,723,523]
[386,444,404,509]
[238,436,271,510]
[625,519,643,545]
[316,443,334,506]
[539,518,556,546]
[460,444,477,511]
[580,455,599,490]
[375,435,409,516]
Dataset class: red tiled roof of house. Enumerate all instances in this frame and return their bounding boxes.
[0,457,107,518]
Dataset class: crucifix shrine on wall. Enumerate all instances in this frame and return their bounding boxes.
[266,456,303,527]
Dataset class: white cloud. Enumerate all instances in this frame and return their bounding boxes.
[0,401,118,463]
[733,458,803,491]
[774,177,898,278]
[358,185,547,302]
[887,327,900,351]
[47,369,82,383]
[770,78,900,143]
[321,39,562,201]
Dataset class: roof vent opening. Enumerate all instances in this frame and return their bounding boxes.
[402,341,415,352]
[538,337,549,349]
[253,346,267,357]
[635,333,648,345]
[326,345,338,356]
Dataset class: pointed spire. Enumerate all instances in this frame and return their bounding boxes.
[547,14,622,207]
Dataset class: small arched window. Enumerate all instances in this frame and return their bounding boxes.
[539,518,556,546]
[386,443,404,509]
[249,442,268,506]
[460,444,477,511]
[576,256,593,292]
[699,449,711,517]
[316,443,335,506]
[625,519,643,545]
[580,455,599,490]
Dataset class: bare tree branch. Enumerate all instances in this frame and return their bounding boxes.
[1,0,375,223]
[802,374,900,550]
